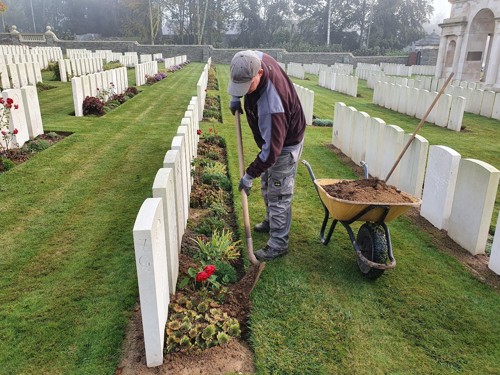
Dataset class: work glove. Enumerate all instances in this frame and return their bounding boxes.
[229,97,243,116]
[238,173,253,196]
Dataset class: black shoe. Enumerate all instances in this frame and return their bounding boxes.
[255,245,288,261]
[254,220,270,233]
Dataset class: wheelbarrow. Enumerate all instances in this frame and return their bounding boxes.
[302,160,421,279]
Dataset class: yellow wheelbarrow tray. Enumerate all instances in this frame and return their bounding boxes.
[302,160,422,280]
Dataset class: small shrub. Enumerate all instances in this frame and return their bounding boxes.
[82,96,105,116]
[111,93,127,104]
[194,216,227,237]
[201,172,231,191]
[27,139,50,152]
[125,86,138,96]
[36,82,57,92]
[1,157,14,171]
[193,229,240,263]
[203,134,226,148]
[45,132,59,139]
[312,118,333,127]
[103,61,124,70]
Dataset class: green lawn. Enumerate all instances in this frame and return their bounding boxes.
[0,62,499,374]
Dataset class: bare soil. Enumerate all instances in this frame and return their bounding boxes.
[322,178,414,203]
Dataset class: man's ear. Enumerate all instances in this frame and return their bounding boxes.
[258,68,264,77]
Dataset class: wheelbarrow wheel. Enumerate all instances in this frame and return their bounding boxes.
[356,223,388,280]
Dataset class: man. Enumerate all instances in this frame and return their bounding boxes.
[228,50,306,261]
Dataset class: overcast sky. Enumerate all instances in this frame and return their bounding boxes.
[431,0,452,23]
[423,0,452,33]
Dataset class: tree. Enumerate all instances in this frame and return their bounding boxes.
[368,0,433,50]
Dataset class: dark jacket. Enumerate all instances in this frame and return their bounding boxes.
[243,52,306,178]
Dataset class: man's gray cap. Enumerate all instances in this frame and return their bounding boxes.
[228,50,261,96]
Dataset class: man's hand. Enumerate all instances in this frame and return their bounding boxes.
[238,173,253,196]
[230,98,243,116]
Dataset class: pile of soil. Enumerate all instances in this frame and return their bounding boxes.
[322,178,415,204]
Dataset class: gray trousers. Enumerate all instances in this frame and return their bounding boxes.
[260,151,300,249]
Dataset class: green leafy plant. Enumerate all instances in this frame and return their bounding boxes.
[213,260,238,285]
[165,296,240,353]
[194,216,227,237]
[201,172,231,191]
[0,156,14,171]
[27,139,50,152]
[190,184,226,209]
[312,118,333,127]
[193,229,240,263]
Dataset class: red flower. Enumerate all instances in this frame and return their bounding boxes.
[204,265,216,276]
[195,271,209,282]
[197,129,202,135]
[14,104,19,109]
[6,98,13,105]
[1,131,6,136]
[0,98,4,104]
[13,129,18,135]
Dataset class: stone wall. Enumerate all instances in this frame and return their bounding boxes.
[5,32,426,67]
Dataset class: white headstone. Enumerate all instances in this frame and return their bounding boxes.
[171,135,190,224]
[71,77,84,117]
[133,198,169,367]
[7,64,20,89]
[492,93,500,120]
[448,96,466,132]
[397,134,429,198]
[163,150,185,241]
[21,86,44,139]
[447,159,500,255]
[479,91,496,118]
[364,117,385,179]
[421,146,461,230]
[380,125,404,185]
[152,168,179,294]
[488,214,500,275]
[1,89,29,148]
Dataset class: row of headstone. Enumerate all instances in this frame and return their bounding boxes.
[293,83,314,125]
[334,63,354,75]
[287,63,305,79]
[332,102,500,260]
[356,63,381,72]
[153,53,163,61]
[119,53,139,67]
[133,65,207,366]
[444,85,500,120]
[71,67,128,116]
[303,63,329,75]
[164,55,187,69]
[140,54,153,63]
[333,102,428,197]
[372,81,465,131]
[380,63,436,77]
[318,71,358,97]
[356,69,385,83]
[135,61,159,87]
[0,46,63,69]
[196,58,211,121]
[0,45,29,55]
[1,51,50,70]
[58,58,104,82]
[0,62,43,89]
[0,86,44,149]
[420,146,499,260]
[66,49,94,59]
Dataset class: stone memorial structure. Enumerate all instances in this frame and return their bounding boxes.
[436,0,500,90]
